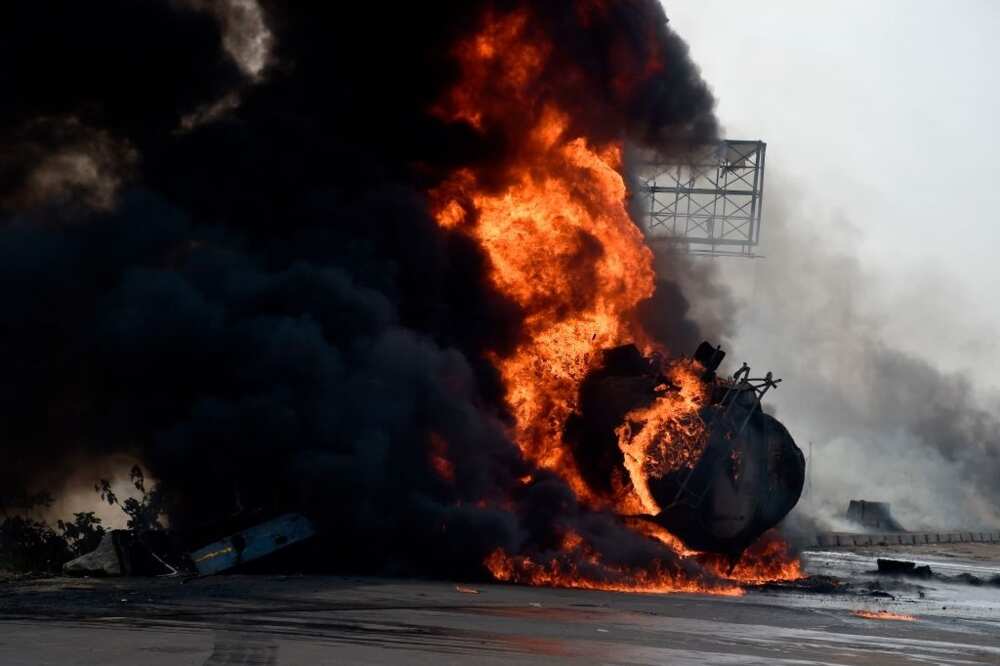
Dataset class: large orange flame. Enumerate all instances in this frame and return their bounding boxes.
[431,9,669,510]
[431,7,800,594]
[616,360,709,514]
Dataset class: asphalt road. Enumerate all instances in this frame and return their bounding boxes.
[1,562,998,665]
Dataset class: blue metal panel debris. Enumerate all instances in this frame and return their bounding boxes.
[190,513,317,576]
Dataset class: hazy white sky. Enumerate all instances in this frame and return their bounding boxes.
[665,0,1000,387]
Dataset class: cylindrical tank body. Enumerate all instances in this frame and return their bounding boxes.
[649,387,805,555]
[566,344,805,557]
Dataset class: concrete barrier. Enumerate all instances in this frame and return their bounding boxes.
[812,530,1000,548]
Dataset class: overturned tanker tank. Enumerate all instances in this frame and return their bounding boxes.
[566,342,805,558]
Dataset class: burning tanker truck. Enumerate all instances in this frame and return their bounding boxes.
[567,342,805,559]
[7,1,807,589]
[61,338,805,579]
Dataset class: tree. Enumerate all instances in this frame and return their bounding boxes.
[96,466,165,533]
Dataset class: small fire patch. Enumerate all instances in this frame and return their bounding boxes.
[852,610,916,622]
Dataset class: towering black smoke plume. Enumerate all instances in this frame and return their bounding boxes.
[1,1,718,576]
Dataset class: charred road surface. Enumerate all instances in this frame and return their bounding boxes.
[0,574,997,665]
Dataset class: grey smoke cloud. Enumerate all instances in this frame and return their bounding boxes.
[182,0,273,78]
[710,174,1000,531]
[1,116,137,213]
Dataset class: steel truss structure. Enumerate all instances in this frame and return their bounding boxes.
[639,140,766,258]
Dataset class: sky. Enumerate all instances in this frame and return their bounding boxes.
[664,0,1000,388]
